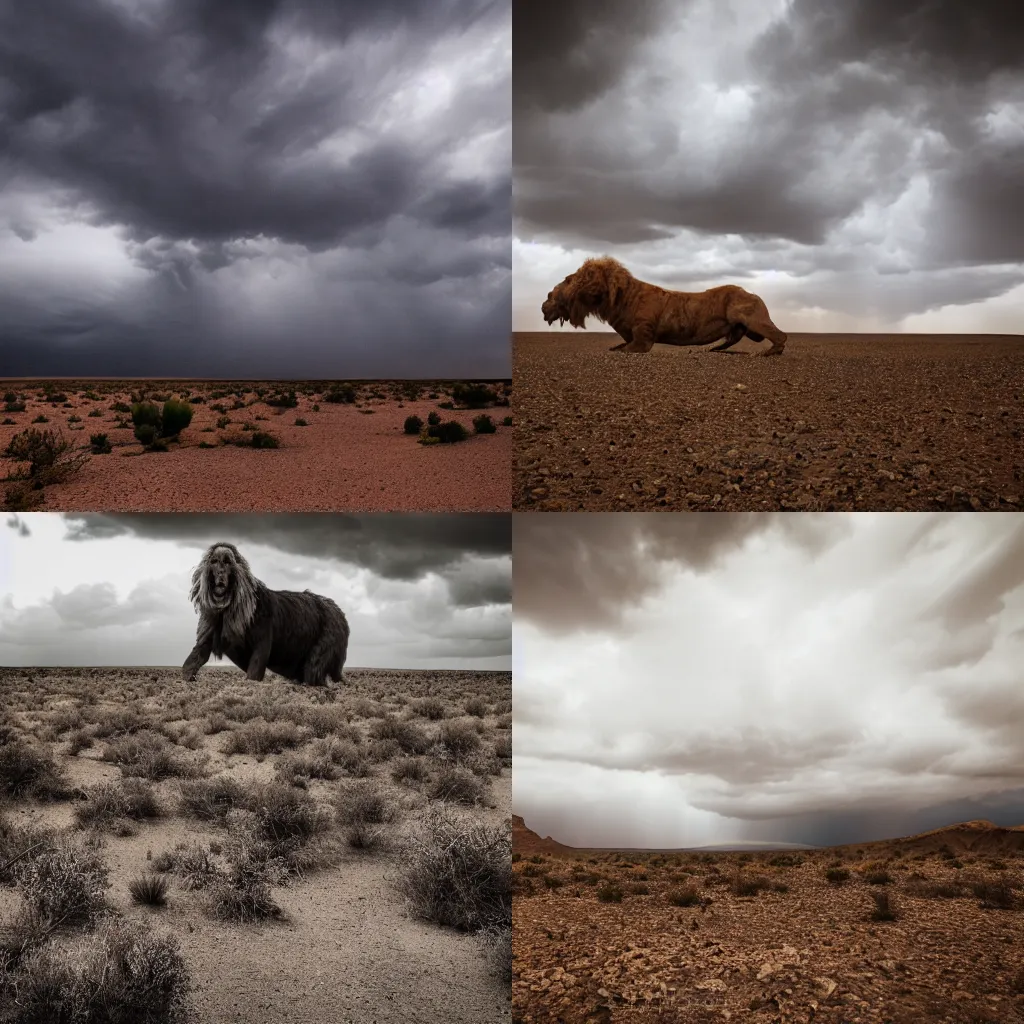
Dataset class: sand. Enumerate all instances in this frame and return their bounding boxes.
[513,332,1024,511]
[0,666,512,1023]
[0,380,512,511]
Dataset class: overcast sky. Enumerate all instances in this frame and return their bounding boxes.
[513,0,1024,335]
[0,512,511,669]
[0,0,510,378]
[514,513,1024,849]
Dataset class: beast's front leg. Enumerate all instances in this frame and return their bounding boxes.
[620,323,654,353]
[245,634,273,681]
[182,638,212,682]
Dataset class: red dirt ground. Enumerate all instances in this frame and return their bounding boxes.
[0,380,512,511]
[513,332,1024,512]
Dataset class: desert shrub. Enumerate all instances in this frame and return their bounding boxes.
[131,401,161,433]
[391,757,430,784]
[265,390,298,408]
[437,719,482,759]
[472,414,496,435]
[412,696,447,721]
[222,718,306,756]
[110,401,131,413]
[75,779,163,831]
[369,716,431,755]
[903,877,963,899]
[159,843,219,891]
[179,776,246,822]
[19,841,110,925]
[3,428,88,486]
[666,886,701,907]
[102,730,204,781]
[423,420,468,444]
[403,415,423,435]
[427,765,486,805]
[249,430,279,449]
[88,432,112,454]
[870,890,898,920]
[208,862,281,923]
[451,383,496,408]
[972,877,1016,909]
[597,880,625,903]
[294,418,308,427]
[160,399,193,437]
[864,869,892,885]
[399,811,510,932]
[464,697,488,718]
[274,748,339,785]
[7,919,193,1023]
[335,781,399,850]
[128,873,169,907]
[493,734,512,760]
[134,423,158,446]
[4,401,26,413]
[0,820,54,887]
[825,867,851,884]
[0,741,69,800]
[502,416,513,427]
[244,783,333,853]
[323,385,356,404]
[731,873,772,896]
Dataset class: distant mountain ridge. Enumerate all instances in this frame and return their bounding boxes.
[512,815,1024,856]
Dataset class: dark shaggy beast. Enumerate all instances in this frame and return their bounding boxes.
[182,542,349,686]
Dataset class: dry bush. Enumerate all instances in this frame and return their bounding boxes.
[221,718,307,756]
[335,781,400,850]
[666,886,702,907]
[411,697,448,721]
[3,427,89,487]
[399,810,510,932]
[437,720,482,759]
[5,919,193,1023]
[971,876,1017,910]
[870,890,898,921]
[178,776,246,823]
[129,873,170,907]
[392,757,430,785]
[903,877,964,899]
[427,764,487,806]
[481,924,512,984]
[74,779,163,832]
[18,841,110,926]
[102,730,206,780]
[0,741,70,800]
[368,716,432,755]
[463,697,489,718]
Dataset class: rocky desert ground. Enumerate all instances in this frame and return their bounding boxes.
[513,816,1024,1024]
[0,379,513,512]
[0,666,511,1024]
[513,333,1024,512]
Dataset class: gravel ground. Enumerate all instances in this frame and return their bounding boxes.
[514,332,1024,511]
[0,381,511,511]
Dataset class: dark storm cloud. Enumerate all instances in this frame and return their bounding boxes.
[513,512,846,633]
[0,0,510,376]
[514,0,1024,317]
[62,513,511,591]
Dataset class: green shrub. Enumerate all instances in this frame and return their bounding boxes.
[160,399,193,437]
[324,385,356,404]
[131,401,161,429]
[427,411,441,426]
[452,383,497,408]
[473,414,496,434]
[423,420,468,444]
[134,423,158,446]
[266,390,298,408]
[404,415,424,435]
[250,431,279,449]
[89,433,112,454]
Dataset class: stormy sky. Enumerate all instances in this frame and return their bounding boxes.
[513,0,1024,335]
[0,512,511,669]
[0,0,511,378]
[514,513,1024,849]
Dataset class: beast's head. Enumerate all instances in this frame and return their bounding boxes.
[541,257,630,329]
[190,543,258,630]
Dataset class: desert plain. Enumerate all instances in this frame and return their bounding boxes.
[0,379,513,513]
[0,666,511,1024]
[513,333,1024,512]
[512,816,1024,1024]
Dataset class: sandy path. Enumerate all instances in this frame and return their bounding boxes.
[1,392,511,511]
[513,332,1024,512]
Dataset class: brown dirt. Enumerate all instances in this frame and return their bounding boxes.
[513,332,1024,511]
[513,815,575,859]
[0,379,512,511]
[512,823,1024,1024]
[0,666,512,1024]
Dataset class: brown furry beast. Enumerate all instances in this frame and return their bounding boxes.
[541,256,788,356]
[182,542,349,686]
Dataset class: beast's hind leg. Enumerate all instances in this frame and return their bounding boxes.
[708,323,748,353]
[302,635,339,686]
[745,319,787,356]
